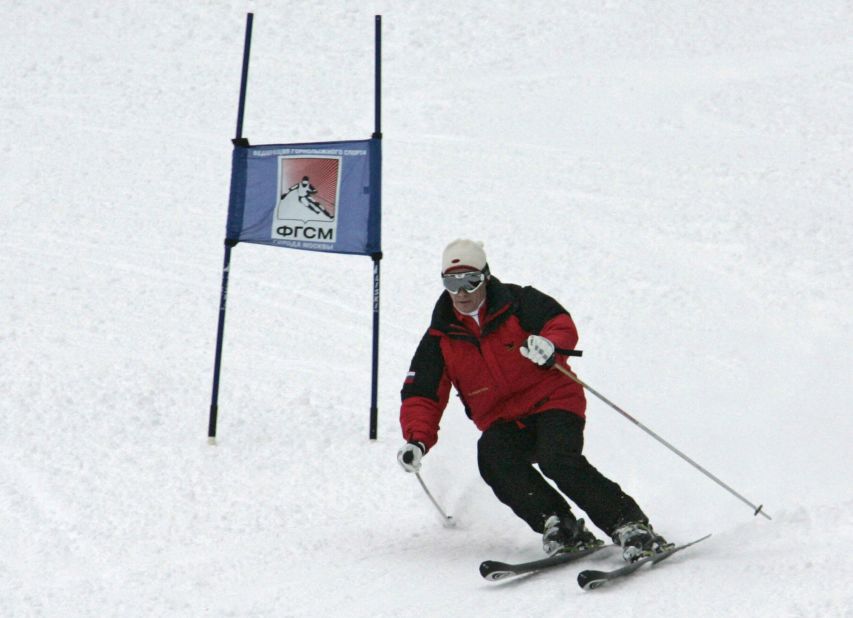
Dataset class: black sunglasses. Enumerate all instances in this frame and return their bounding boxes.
[442,271,486,294]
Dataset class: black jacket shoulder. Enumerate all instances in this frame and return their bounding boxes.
[515,284,570,334]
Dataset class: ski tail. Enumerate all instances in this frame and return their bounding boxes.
[578,534,711,590]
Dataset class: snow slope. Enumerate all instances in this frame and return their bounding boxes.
[1,1,851,616]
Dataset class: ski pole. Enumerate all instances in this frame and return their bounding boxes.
[553,364,771,520]
[415,472,456,528]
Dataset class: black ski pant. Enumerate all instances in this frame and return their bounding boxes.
[477,409,647,538]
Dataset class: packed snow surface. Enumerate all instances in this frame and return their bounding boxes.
[1,1,851,616]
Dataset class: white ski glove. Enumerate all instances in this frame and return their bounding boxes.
[520,334,556,367]
[397,441,425,473]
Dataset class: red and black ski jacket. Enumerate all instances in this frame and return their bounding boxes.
[400,277,586,451]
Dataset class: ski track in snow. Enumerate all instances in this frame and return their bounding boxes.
[1,1,851,616]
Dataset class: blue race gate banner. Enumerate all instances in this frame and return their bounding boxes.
[209,14,385,444]
[226,139,381,256]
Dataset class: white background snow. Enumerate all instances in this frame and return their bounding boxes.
[2,1,851,616]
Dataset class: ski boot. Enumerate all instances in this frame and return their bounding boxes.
[611,521,673,562]
[542,516,602,555]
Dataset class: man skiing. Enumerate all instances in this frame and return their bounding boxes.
[397,239,669,562]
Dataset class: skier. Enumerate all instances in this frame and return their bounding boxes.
[397,239,669,562]
[279,176,333,219]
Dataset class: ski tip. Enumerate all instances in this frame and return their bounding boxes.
[479,560,498,578]
[479,561,512,581]
[577,569,607,590]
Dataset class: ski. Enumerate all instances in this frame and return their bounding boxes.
[577,533,711,590]
[480,543,611,581]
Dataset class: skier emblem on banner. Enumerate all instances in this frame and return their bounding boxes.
[280,177,330,218]
[273,155,340,243]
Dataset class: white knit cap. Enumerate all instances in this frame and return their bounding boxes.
[441,239,487,273]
